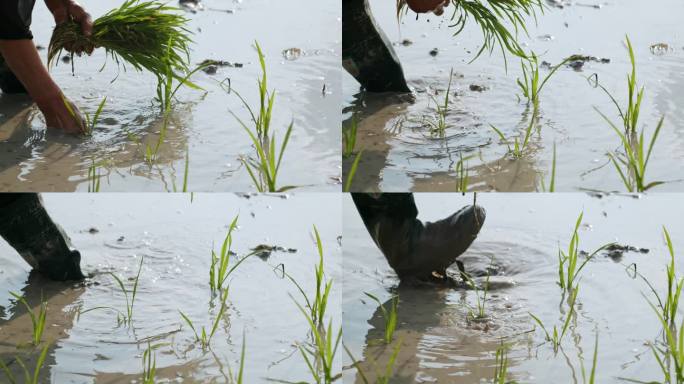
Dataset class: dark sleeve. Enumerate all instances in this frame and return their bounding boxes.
[0,0,37,40]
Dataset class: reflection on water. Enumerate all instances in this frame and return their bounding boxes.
[343,0,684,191]
[343,193,684,383]
[0,193,341,383]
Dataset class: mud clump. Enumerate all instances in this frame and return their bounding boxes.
[199,59,244,75]
[251,244,297,261]
[582,243,649,262]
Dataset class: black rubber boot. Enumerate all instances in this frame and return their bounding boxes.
[352,193,485,282]
[0,54,28,94]
[343,0,411,93]
[0,194,84,281]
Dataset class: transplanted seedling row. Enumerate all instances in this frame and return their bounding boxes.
[520,214,684,383]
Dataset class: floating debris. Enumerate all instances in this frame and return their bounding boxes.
[198,59,244,74]
[282,48,303,61]
[559,54,611,71]
[650,43,672,56]
[251,244,297,261]
[469,84,487,92]
[429,48,439,57]
[581,243,649,262]
[179,0,204,13]
[88,227,99,234]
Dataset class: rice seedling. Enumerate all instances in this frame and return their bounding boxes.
[276,227,341,384]
[48,0,193,83]
[292,303,342,384]
[179,287,230,350]
[209,216,255,295]
[182,149,189,192]
[517,53,568,105]
[344,150,363,193]
[579,333,599,384]
[228,333,247,384]
[84,97,107,135]
[62,95,107,136]
[591,36,643,136]
[539,143,556,192]
[0,342,50,384]
[171,149,191,192]
[529,285,578,353]
[87,159,101,193]
[557,212,613,293]
[284,227,333,330]
[363,293,399,344]
[8,292,47,347]
[648,306,684,384]
[155,58,208,114]
[639,228,683,341]
[494,343,513,384]
[490,111,537,159]
[455,153,473,193]
[343,339,402,384]
[231,42,295,193]
[592,36,665,192]
[462,259,492,321]
[109,257,143,326]
[78,256,144,326]
[397,0,544,64]
[343,116,358,158]
[603,114,664,193]
[423,69,454,138]
[141,342,157,384]
[639,229,684,384]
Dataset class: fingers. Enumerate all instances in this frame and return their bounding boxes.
[406,0,446,13]
[432,0,450,15]
[67,1,94,37]
[42,98,87,135]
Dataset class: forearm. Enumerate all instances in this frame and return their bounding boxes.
[0,39,62,107]
[44,0,70,22]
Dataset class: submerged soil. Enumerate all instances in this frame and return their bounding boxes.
[344,0,684,192]
[0,193,341,383]
[343,193,684,382]
[0,0,340,192]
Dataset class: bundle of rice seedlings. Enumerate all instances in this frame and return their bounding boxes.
[48,0,192,81]
[397,0,543,62]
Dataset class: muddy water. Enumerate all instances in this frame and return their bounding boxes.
[0,0,341,192]
[343,193,684,382]
[344,0,684,192]
[0,193,341,382]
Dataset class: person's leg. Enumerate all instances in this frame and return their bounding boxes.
[352,193,485,282]
[342,0,410,93]
[0,193,84,281]
[0,53,28,94]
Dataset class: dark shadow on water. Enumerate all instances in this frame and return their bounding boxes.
[0,271,84,381]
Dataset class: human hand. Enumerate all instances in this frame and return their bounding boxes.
[406,0,450,15]
[45,0,94,54]
[36,92,87,135]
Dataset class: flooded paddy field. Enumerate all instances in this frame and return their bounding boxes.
[343,0,684,192]
[0,0,340,192]
[343,193,684,382]
[0,193,341,382]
